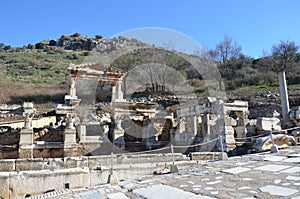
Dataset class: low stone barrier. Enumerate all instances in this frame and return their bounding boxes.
[0,153,189,172]
[0,153,218,198]
[190,152,223,161]
[0,156,194,198]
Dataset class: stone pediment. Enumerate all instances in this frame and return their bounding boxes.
[68,63,125,82]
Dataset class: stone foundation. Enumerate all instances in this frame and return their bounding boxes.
[19,146,33,159]
[64,146,78,157]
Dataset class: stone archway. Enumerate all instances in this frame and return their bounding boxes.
[56,63,126,154]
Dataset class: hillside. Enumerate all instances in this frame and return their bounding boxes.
[0,34,150,109]
[0,33,300,111]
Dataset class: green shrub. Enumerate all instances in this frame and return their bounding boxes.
[287,76,300,85]
[35,42,45,49]
[72,33,81,37]
[95,35,103,40]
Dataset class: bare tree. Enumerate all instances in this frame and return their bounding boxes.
[145,64,156,92]
[204,35,242,90]
[215,34,242,65]
[271,40,299,71]
[162,40,176,51]
[155,64,174,92]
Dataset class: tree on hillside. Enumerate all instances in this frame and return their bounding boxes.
[209,34,243,90]
[271,40,299,72]
[212,34,242,65]
[162,40,176,51]
[259,41,299,84]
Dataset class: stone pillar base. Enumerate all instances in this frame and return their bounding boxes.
[170,164,179,173]
[64,128,77,145]
[218,152,228,160]
[64,145,78,157]
[19,128,33,146]
[107,174,118,184]
[19,128,34,158]
[64,128,78,157]
[19,146,33,158]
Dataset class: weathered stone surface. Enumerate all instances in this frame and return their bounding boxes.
[256,117,281,131]
[253,134,296,152]
[64,128,77,145]
[259,185,298,197]
[19,128,33,146]
[222,166,250,175]
[190,152,221,161]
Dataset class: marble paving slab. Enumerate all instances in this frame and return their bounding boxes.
[133,184,216,199]
[221,167,251,175]
[286,176,300,181]
[288,154,300,158]
[206,180,222,185]
[107,192,130,199]
[283,157,300,163]
[254,164,290,172]
[263,156,287,162]
[280,166,300,173]
[259,185,298,196]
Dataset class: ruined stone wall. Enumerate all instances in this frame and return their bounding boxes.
[0,146,68,160]
[0,130,20,159]
[33,148,64,158]
[0,130,19,145]
[0,149,18,159]
[248,102,281,119]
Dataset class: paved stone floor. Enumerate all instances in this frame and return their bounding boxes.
[28,146,300,199]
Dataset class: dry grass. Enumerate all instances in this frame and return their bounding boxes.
[0,80,67,111]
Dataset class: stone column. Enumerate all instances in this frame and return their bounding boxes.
[192,115,198,136]
[203,113,211,136]
[111,80,124,102]
[77,124,86,143]
[116,81,123,101]
[111,84,116,102]
[278,71,290,123]
[175,117,186,142]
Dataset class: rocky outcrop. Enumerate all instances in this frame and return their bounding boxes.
[39,34,149,53]
[56,34,96,51]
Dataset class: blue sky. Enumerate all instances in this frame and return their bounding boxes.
[1,0,299,58]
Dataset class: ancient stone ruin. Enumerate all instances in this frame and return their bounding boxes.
[55,62,298,156]
[0,62,299,159]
